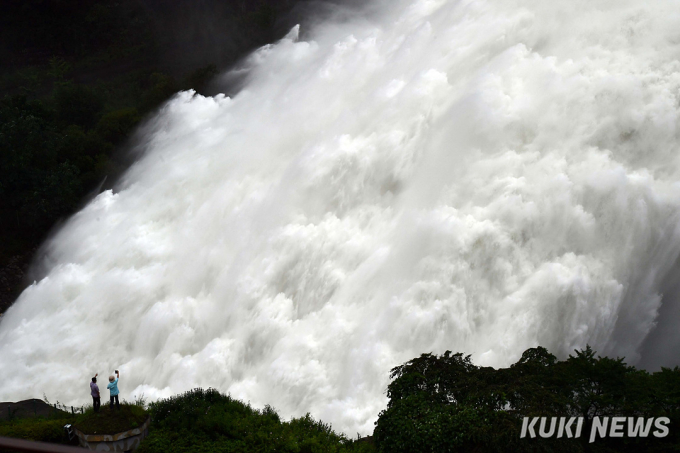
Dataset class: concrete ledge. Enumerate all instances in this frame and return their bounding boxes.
[73,417,150,452]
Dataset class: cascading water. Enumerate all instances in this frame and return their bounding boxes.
[2,0,680,435]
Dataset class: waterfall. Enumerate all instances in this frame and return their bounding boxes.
[2,0,680,434]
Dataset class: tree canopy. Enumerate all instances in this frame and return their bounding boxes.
[374,346,680,452]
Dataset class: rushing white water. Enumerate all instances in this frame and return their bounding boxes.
[3,0,680,434]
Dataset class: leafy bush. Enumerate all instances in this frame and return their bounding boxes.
[0,411,72,445]
[0,418,69,444]
[374,346,680,453]
[137,388,375,453]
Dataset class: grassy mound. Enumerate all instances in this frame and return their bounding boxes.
[72,403,148,435]
[0,416,73,444]
[137,388,375,453]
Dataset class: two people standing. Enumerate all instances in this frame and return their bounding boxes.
[90,370,120,411]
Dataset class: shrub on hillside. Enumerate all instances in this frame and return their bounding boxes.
[137,388,374,453]
[373,347,680,453]
[0,417,71,444]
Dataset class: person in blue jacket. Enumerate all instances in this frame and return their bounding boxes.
[107,370,120,410]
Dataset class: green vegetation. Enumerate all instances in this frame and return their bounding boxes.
[137,388,375,453]
[0,393,375,452]
[0,400,148,448]
[0,416,72,445]
[374,346,680,452]
[73,403,148,435]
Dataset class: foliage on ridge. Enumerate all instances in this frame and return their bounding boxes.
[137,388,374,453]
[373,346,680,452]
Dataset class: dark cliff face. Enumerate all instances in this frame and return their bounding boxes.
[0,0,366,78]
[2,0,291,73]
[136,0,375,73]
[0,249,35,318]
[137,0,299,75]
